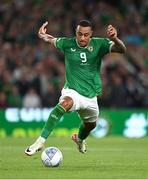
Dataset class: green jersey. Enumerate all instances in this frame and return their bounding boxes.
[55,37,113,98]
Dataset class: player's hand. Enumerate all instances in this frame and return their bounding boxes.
[107,25,117,40]
[38,21,54,42]
[38,21,48,37]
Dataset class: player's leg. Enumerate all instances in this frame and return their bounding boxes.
[72,110,97,153]
[78,121,96,140]
[72,101,99,153]
[79,96,99,139]
[25,96,73,156]
[71,93,99,153]
[40,97,73,139]
[72,121,96,153]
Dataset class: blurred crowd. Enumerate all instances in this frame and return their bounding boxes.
[0,0,147,108]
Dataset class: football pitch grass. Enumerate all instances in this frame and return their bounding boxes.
[0,136,148,179]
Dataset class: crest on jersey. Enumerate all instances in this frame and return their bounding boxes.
[88,46,93,52]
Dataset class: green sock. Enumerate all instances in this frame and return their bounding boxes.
[41,104,66,139]
[78,123,91,140]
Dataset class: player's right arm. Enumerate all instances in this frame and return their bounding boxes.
[38,21,57,46]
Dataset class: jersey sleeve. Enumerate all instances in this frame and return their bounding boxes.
[55,37,67,51]
[100,38,114,57]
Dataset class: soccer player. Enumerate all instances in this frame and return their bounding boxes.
[25,20,126,155]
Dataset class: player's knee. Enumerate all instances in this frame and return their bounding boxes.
[84,122,96,131]
[59,96,73,111]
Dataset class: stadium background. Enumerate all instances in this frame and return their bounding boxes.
[0,0,148,179]
[0,0,148,137]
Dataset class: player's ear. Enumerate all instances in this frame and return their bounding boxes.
[90,30,93,37]
[75,27,78,36]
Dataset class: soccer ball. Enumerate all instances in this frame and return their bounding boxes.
[41,147,63,167]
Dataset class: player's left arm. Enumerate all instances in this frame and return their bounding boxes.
[107,25,126,53]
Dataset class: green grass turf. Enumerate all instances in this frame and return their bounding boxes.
[0,136,148,179]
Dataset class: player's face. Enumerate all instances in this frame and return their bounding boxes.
[76,25,92,47]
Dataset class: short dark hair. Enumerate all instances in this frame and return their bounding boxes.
[77,20,92,29]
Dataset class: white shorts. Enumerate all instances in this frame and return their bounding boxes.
[59,88,99,122]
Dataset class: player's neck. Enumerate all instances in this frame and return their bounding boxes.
[76,38,91,48]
